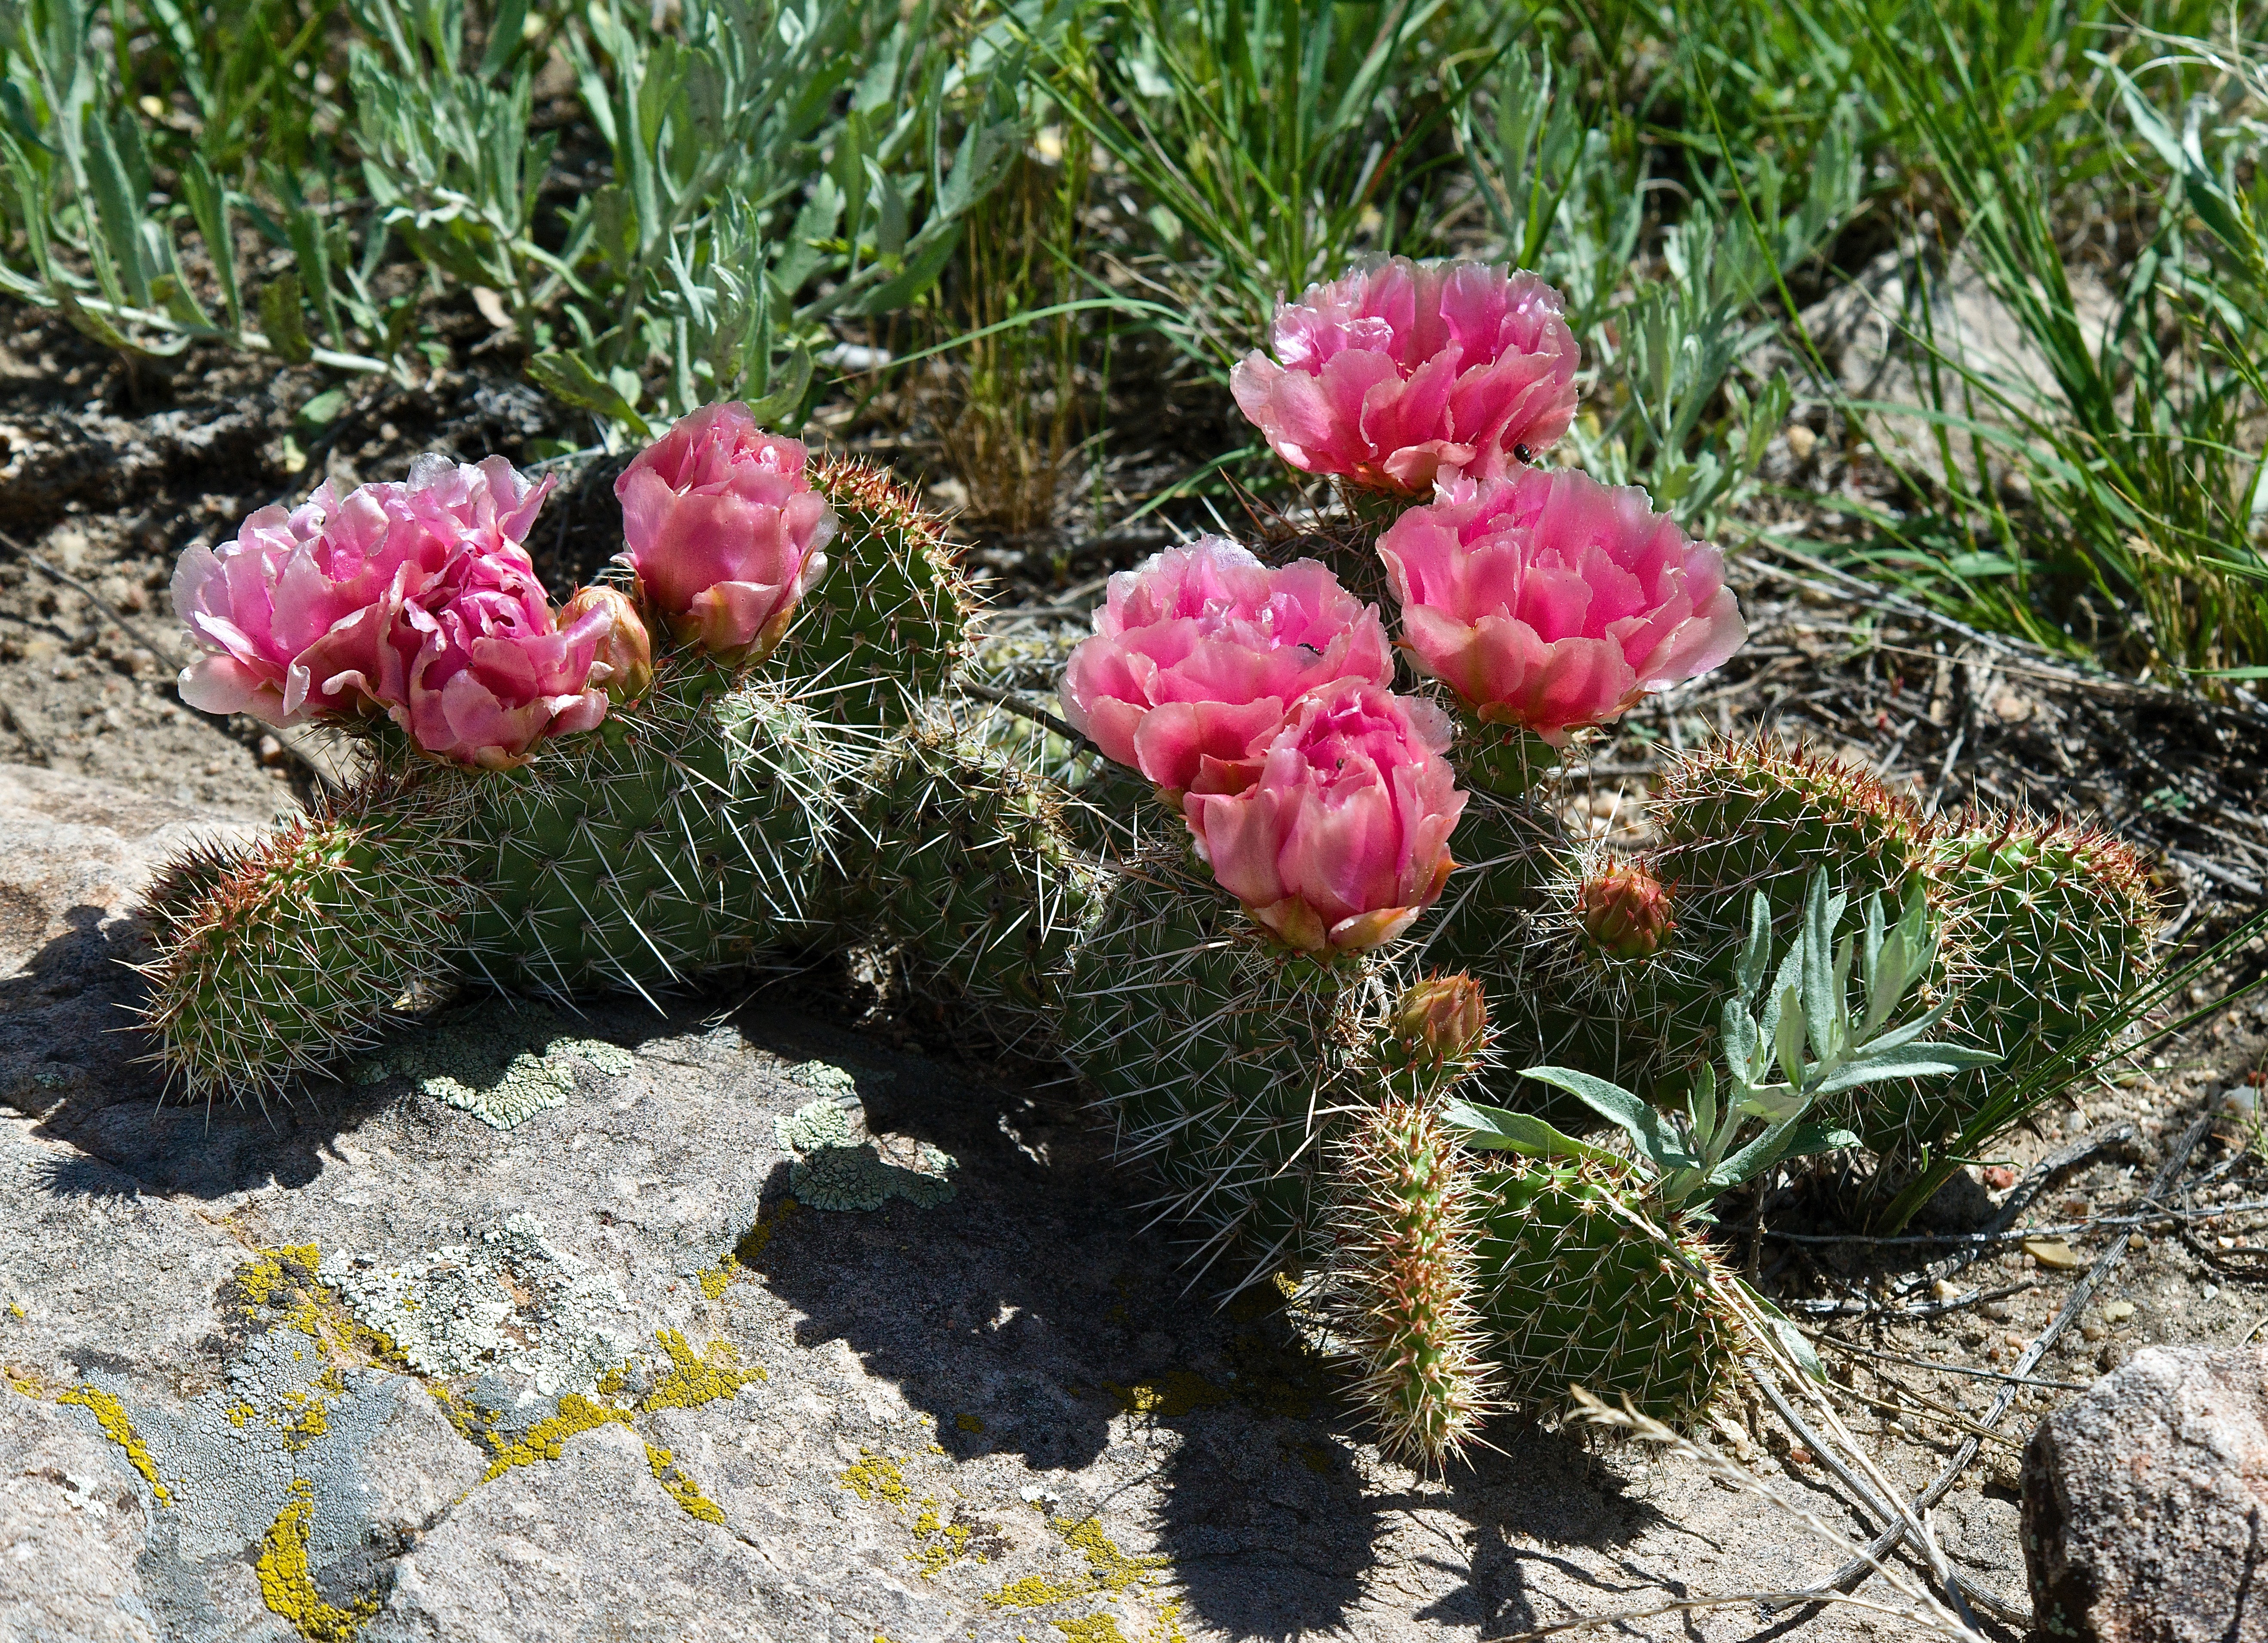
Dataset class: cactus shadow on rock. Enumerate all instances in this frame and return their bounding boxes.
[729,1029,1405,1633]
[1404,1427,1671,1636]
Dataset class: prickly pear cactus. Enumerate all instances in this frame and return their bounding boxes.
[1864,814,2160,1151]
[1474,1153,1740,1427]
[441,667,861,998]
[1064,846,1383,1279]
[1327,1093,1496,1470]
[138,456,964,1104]
[826,709,1099,1049]
[138,776,472,1106]
[768,457,975,728]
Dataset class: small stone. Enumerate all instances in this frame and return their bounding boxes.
[1784,423,1818,461]
[2026,1342,2268,1641]
[1984,1300,2013,1321]
[2130,1233,2149,1250]
[256,734,285,767]
[2081,1323,2107,1342]
[2104,1301,2136,1324]
[2024,1237,2080,1270]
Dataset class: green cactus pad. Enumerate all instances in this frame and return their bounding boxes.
[438,664,859,999]
[825,711,1097,1050]
[1064,847,1380,1281]
[1861,814,2161,1149]
[769,457,974,728]
[1474,1154,1739,1428]
[136,779,471,1106]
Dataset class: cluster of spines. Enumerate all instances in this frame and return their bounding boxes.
[135,777,471,1107]
[1473,1154,1739,1428]
[829,706,1098,1052]
[772,456,975,729]
[1327,1097,1496,1469]
[1063,845,1379,1284]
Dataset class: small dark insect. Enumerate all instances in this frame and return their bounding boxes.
[1514,444,1534,464]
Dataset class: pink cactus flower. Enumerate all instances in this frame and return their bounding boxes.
[1180,679,1465,955]
[1377,468,1746,745]
[615,402,837,665]
[171,455,555,726]
[386,540,613,771]
[1058,537,1394,797]
[1230,258,1581,495]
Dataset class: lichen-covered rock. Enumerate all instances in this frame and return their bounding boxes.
[2,763,2015,1640]
[2024,1342,2268,1643]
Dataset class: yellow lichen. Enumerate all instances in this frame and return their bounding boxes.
[1097,1371,1229,1420]
[1050,1617,1129,1643]
[227,1401,256,1429]
[279,1366,347,1452]
[640,1329,761,1411]
[956,1413,985,1434]
[1058,1517,1166,1594]
[595,1363,631,1397]
[644,1443,727,1526]
[8,1302,24,1319]
[838,1450,910,1506]
[479,1394,631,1482]
[1146,1602,1187,1643]
[254,1479,380,1643]
[984,1517,1167,1611]
[231,1247,404,1367]
[57,1385,170,1505]
[904,1497,976,1579]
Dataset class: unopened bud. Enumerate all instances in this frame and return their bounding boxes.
[1388,974,1488,1066]
[1578,861,1674,960]
[561,584,654,703]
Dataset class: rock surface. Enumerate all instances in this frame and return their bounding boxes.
[2023,1341,2268,1641]
[0,763,1973,1640]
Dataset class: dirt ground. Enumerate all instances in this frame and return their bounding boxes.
[7,300,2267,1637]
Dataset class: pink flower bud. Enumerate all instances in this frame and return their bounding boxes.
[1181,679,1465,955]
[1578,861,1675,960]
[560,584,654,703]
[1231,258,1580,495]
[171,455,554,726]
[1378,469,1746,746]
[1388,974,1490,1066]
[615,402,837,666]
[1058,537,1394,796]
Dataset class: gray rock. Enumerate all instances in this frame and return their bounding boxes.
[0,764,1932,1640]
[2023,1341,2268,1641]
[0,1391,160,1642]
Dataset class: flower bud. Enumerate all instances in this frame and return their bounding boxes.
[1578,861,1675,960]
[560,584,654,703]
[1387,974,1488,1067]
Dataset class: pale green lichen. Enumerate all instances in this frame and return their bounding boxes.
[318,1215,635,1391]
[775,1097,954,1211]
[352,1005,633,1130]
[254,1478,382,1643]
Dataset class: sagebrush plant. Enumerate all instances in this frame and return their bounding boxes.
[0,0,1044,435]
